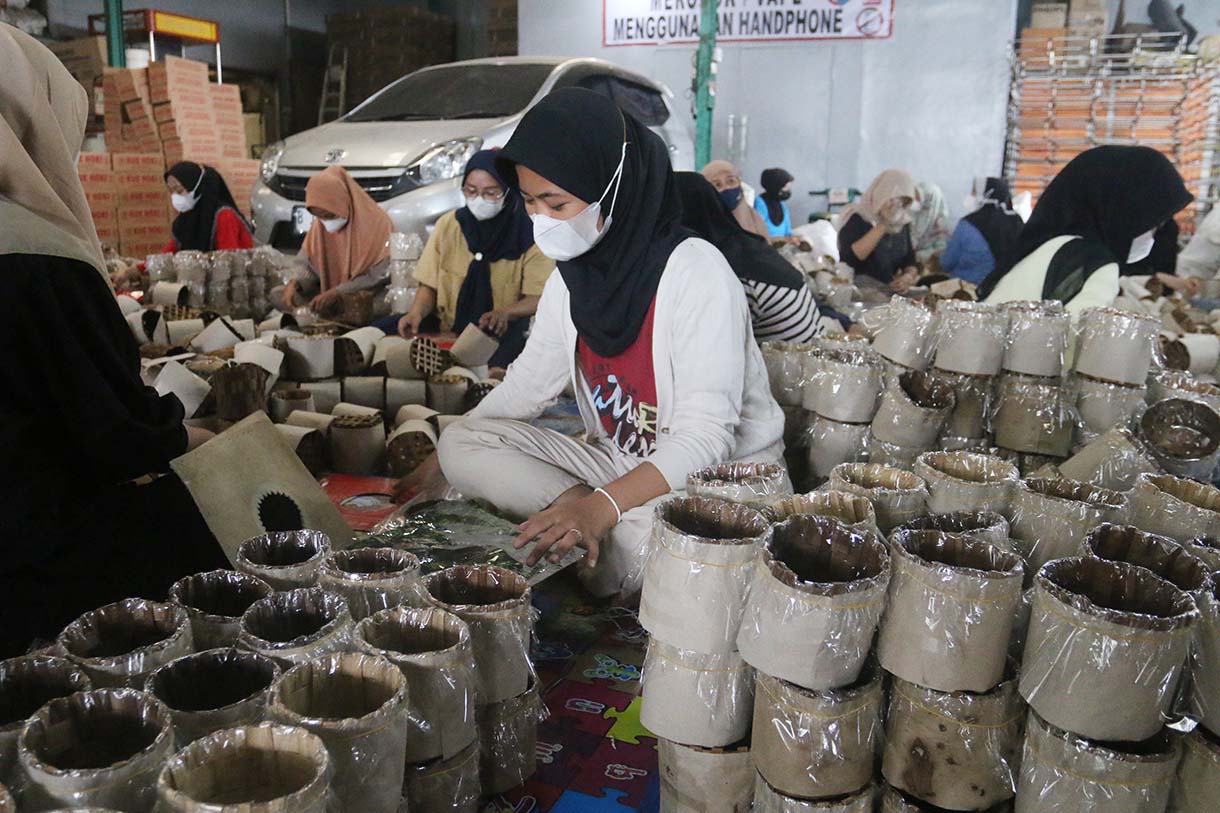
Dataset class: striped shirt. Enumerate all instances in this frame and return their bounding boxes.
[743,279,825,343]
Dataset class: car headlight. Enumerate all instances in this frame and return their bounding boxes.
[260,141,286,183]
[410,137,482,186]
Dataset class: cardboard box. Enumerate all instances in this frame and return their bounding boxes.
[84,188,120,210]
[48,36,108,72]
[1031,1,1069,29]
[162,138,184,166]
[115,170,165,189]
[111,153,164,172]
[122,205,171,226]
[209,83,243,114]
[77,152,111,171]
[242,113,264,149]
[94,224,120,247]
[117,187,167,207]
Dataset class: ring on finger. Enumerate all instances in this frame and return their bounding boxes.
[565,528,584,543]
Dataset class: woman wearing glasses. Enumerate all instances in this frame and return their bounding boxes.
[396,149,554,367]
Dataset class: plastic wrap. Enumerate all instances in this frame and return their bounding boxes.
[145,648,278,747]
[1127,472,1220,544]
[235,530,331,592]
[1059,425,1163,490]
[146,253,174,284]
[896,511,1012,553]
[638,496,770,653]
[1009,478,1128,574]
[994,374,1075,457]
[874,296,937,370]
[878,530,1024,693]
[766,490,879,535]
[1072,373,1147,441]
[1148,370,1220,414]
[1139,398,1220,481]
[827,462,928,532]
[1074,306,1160,385]
[403,740,481,813]
[933,299,1009,376]
[58,599,192,689]
[881,785,1013,812]
[237,588,353,668]
[915,451,1019,515]
[804,347,884,422]
[267,652,408,813]
[18,688,174,813]
[754,775,874,812]
[1191,574,1220,735]
[866,433,923,470]
[1171,726,1220,812]
[686,462,792,509]
[640,637,753,747]
[761,342,815,406]
[872,370,955,448]
[355,606,476,763]
[931,369,994,443]
[882,672,1024,810]
[1003,300,1069,378]
[1019,557,1197,742]
[658,738,754,813]
[807,417,871,481]
[154,722,334,813]
[0,656,90,785]
[425,565,532,704]
[329,413,387,475]
[475,676,544,794]
[1186,535,1220,570]
[1015,710,1178,813]
[317,547,426,620]
[752,662,881,799]
[1081,523,1211,603]
[736,515,889,690]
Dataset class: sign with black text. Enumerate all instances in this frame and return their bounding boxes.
[603,0,895,47]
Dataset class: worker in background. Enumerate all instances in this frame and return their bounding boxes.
[836,169,921,293]
[1173,205,1220,291]
[388,150,552,368]
[0,26,226,657]
[701,159,770,238]
[980,146,1192,315]
[941,177,1024,286]
[164,161,254,252]
[398,89,784,600]
[911,180,952,265]
[755,167,797,240]
[272,165,393,320]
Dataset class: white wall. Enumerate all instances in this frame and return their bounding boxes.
[520,0,1019,225]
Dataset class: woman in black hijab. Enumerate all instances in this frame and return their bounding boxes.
[676,171,826,342]
[164,161,253,252]
[981,146,1192,313]
[398,88,785,600]
[941,177,1025,285]
[755,167,795,238]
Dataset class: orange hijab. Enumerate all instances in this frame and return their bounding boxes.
[302,166,393,291]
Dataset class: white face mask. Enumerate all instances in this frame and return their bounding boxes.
[1128,228,1156,264]
[170,169,205,213]
[530,141,627,262]
[465,195,505,221]
[321,217,349,233]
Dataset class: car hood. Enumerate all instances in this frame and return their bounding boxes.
[279,119,505,169]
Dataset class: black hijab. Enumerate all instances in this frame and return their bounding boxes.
[963,177,1023,271]
[451,149,535,335]
[497,88,691,357]
[675,172,802,289]
[164,161,249,252]
[979,146,1192,299]
[759,168,793,226]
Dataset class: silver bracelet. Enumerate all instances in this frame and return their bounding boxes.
[594,487,623,524]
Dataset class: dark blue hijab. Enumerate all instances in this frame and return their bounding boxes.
[452,149,535,334]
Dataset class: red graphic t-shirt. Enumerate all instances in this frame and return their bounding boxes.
[577,301,659,458]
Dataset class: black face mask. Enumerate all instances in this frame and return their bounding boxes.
[778,189,792,201]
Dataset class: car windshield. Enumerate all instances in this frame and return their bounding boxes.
[345,63,557,122]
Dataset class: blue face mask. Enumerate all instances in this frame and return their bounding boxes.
[719,187,743,211]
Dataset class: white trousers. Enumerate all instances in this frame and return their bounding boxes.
[437,418,673,598]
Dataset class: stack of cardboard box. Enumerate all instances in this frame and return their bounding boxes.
[46,36,107,125]
[102,68,160,157]
[151,56,220,166]
[77,153,118,249]
[76,152,171,257]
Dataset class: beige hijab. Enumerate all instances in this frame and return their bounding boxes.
[701,159,770,239]
[0,24,107,280]
[839,168,917,227]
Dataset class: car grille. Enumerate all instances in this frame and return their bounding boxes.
[269,170,414,202]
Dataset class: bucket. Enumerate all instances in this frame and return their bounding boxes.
[169,570,274,651]
[766,490,879,535]
[804,347,884,422]
[915,451,1019,516]
[1009,478,1128,574]
[1074,307,1159,385]
[1127,472,1220,544]
[475,677,543,795]
[878,530,1024,693]
[874,296,937,370]
[145,649,279,747]
[807,417,871,481]
[0,656,90,785]
[318,547,425,620]
[1139,398,1220,481]
[659,738,754,813]
[895,511,1011,554]
[1058,426,1162,490]
[1019,557,1197,742]
[752,664,881,799]
[762,342,816,407]
[403,740,481,813]
[931,370,994,442]
[640,638,753,747]
[872,370,956,448]
[58,599,192,689]
[235,530,330,592]
[639,496,771,654]
[933,300,1009,376]
[686,462,792,509]
[1171,726,1220,812]
[1003,300,1069,377]
[236,588,354,668]
[827,463,928,532]
[736,515,889,691]
[993,373,1074,457]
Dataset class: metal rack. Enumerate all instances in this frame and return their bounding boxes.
[1004,31,1220,234]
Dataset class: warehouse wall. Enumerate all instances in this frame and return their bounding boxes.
[519,0,1020,225]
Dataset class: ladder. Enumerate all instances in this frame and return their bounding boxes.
[318,45,349,125]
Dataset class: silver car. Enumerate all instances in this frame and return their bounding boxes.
[252,56,694,248]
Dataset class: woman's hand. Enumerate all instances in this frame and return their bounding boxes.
[478,308,511,337]
[398,310,424,338]
[184,425,214,451]
[514,491,619,567]
[888,267,919,294]
[310,289,341,314]
[282,279,298,308]
[392,452,447,503]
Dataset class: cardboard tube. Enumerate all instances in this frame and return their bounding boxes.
[1172,727,1220,813]
[806,417,871,481]
[450,324,501,368]
[1139,398,1220,481]
[0,656,91,785]
[761,341,815,406]
[640,638,752,748]
[380,338,422,380]
[387,419,438,477]
[1081,523,1211,604]
[1074,306,1159,385]
[269,388,315,423]
[154,360,211,419]
[210,363,271,422]
[273,424,327,476]
[915,451,1019,515]
[766,490,878,535]
[736,515,889,691]
[895,511,1012,553]
[475,677,541,795]
[686,463,792,509]
[395,403,440,427]
[867,433,926,471]
[1010,478,1128,573]
[329,413,387,475]
[167,318,205,345]
[752,666,881,799]
[237,588,354,669]
[385,378,427,416]
[756,775,874,812]
[994,374,1074,457]
[305,378,342,414]
[334,326,385,375]
[1058,426,1162,491]
[932,370,994,442]
[286,410,335,433]
[318,548,425,621]
[145,649,279,748]
[258,312,299,333]
[1148,371,1220,414]
[639,497,771,653]
[878,531,1024,693]
[191,318,254,354]
[342,376,387,410]
[1003,300,1069,377]
[409,337,453,379]
[233,341,284,388]
[1127,472,1220,544]
[874,296,936,370]
[428,374,471,415]
[804,347,883,422]
[403,740,481,813]
[1072,372,1147,440]
[284,335,335,381]
[151,281,190,306]
[331,401,380,418]
[933,300,1008,376]
[871,370,955,448]
[1019,558,1197,742]
[57,600,192,690]
[236,530,330,592]
[168,570,274,651]
[128,308,170,345]
[659,739,754,813]
[1177,332,1220,375]
[827,463,928,532]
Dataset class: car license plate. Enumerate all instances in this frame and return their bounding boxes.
[292,206,315,235]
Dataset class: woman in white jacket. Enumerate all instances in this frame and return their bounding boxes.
[402,88,785,599]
